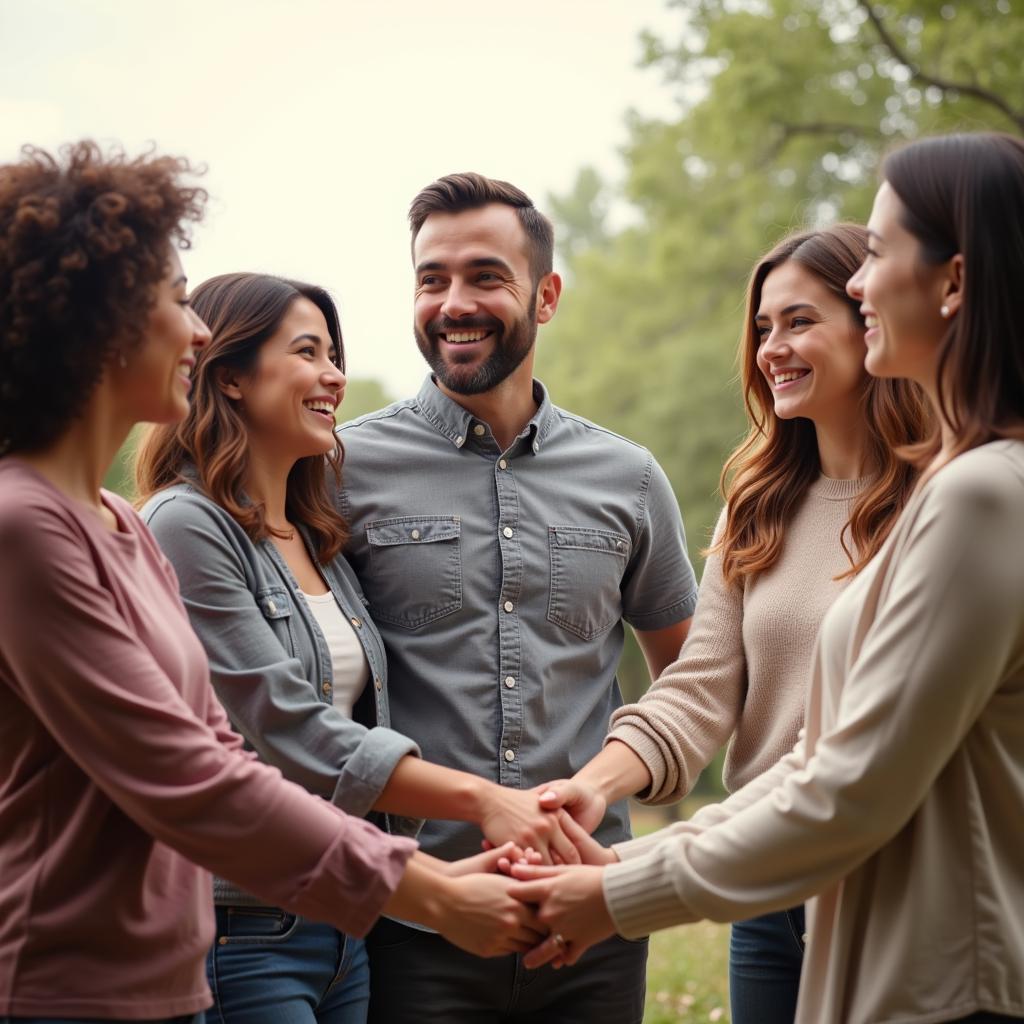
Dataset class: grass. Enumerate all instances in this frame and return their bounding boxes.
[631,804,731,1023]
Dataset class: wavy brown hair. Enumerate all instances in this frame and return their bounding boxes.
[882,133,1024,464]
[711,224,929,585]
[135,272,349,562]
[0,140,204,454]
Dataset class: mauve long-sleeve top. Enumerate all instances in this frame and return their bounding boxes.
[0,460,417,1021]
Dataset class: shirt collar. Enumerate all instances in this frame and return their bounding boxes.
[414,374,557,455]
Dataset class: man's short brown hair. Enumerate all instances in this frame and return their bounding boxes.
[408,172,554,283]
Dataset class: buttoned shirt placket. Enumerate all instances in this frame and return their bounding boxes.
[491,430,533,787]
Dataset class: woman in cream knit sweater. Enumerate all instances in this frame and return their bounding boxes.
[518,132,1024,1024]
[537,222,926,1022]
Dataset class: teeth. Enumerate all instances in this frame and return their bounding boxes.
[774,370,808,385]
[446,331,488,344]
[303,400,335,414]
[864,315,878,328]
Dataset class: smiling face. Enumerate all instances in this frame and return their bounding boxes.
[846,182,956,390]
[119,247,211,424]
[412,203,559,397]
[225,296,345,461]
[754,259,868,429]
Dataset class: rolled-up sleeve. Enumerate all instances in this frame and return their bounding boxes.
[144,493,419,818]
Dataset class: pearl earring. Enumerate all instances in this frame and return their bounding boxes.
[940,304,951,319]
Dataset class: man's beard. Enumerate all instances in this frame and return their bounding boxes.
[415,295,538,396]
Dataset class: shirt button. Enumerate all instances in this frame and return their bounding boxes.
[374,677,382,691]
[322,681,332,697]
[532,441,539,453]
[498,459,508,470]
[455,435,464,447]
[503,601,514,613]
[267,599,277,615]
[473,423,485,436]
[502,526,514,538]
[504,676,516,688]
[504,749,516,762]
[411,528,421,540]
[350,617,362,628]
[801,932,808,943]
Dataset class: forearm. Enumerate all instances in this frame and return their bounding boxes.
[576,740,652,805]
[374,755,489,821]
[383,854,449,929]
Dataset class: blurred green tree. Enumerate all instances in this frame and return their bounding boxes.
[538,0,1022,726]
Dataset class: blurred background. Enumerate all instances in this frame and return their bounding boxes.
[4,1,1020,1018]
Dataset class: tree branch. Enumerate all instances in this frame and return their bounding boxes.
[762,121,871,163]
[860,2,1024,133]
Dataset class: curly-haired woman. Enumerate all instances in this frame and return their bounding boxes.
[0,142,542,1024]
[536,222,929,1023]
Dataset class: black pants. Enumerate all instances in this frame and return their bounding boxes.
[366,918,647,1024]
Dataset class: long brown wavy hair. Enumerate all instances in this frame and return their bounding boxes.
[711,223,929,585]
[135,272,349,562]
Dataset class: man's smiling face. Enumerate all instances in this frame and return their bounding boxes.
[412,203,540,396]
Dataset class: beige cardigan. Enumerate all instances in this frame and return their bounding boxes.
[604,440,1024,1024]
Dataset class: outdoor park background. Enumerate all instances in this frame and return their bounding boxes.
[6,1,1022,1020]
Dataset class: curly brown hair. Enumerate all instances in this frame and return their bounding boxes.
[0,140,206,454]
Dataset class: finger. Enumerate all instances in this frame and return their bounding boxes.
[509,863,567,881]
[547,819,582,866]
[537,786,567,810]
[481,838,494,851]
[522,934,564,969]
[496,857,513,876]
[556,809,593,844]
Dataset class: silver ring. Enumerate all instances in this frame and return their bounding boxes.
[551,932,567,949]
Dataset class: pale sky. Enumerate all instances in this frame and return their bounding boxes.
[1,0,682,397]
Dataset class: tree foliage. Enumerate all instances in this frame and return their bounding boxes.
[537,0,1022,706]
[539,0,1023,559]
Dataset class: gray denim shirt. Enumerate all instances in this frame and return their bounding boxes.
[338,377,698,863]
[142,483,421,906]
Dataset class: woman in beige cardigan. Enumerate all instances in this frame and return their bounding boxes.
[512,132,1024,1024]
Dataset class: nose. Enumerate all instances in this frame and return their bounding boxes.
[846,263,865,301]
[759,325,789,363]
[190,307,212,351]
[441,279,477,319]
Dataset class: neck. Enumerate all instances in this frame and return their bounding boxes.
[813,413,871,480]
[242,444,296,530]
[16,381,134,512]
[436,357,539,452]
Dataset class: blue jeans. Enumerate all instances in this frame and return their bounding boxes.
[729,905,805,1024]
[205,906,369,1024]
[365,917,647,1023]
[1,1018,203,1023]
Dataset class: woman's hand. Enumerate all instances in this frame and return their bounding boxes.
[434,872,548,957]
[535,778,608,835]
[434,841,529,877]
[478,783,582,865]
[508,863,616,968]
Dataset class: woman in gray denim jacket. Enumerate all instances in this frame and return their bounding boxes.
[135,273,571,1024]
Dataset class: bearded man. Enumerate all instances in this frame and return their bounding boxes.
[337,173,696,1023]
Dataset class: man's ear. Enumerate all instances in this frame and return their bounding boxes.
[940,252,964,318]
[535,272,562,325]
[215,364,244,401]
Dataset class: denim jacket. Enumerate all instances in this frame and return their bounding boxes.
[141,483,421,907]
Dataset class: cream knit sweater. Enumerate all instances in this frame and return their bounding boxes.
[609,473,866,800]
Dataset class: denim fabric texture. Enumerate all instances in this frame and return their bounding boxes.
[0,1017,204,1023]
[142,482,423,909]
[729,905,805,1024]
[337,377,697,865]
[205,908,368,1024]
